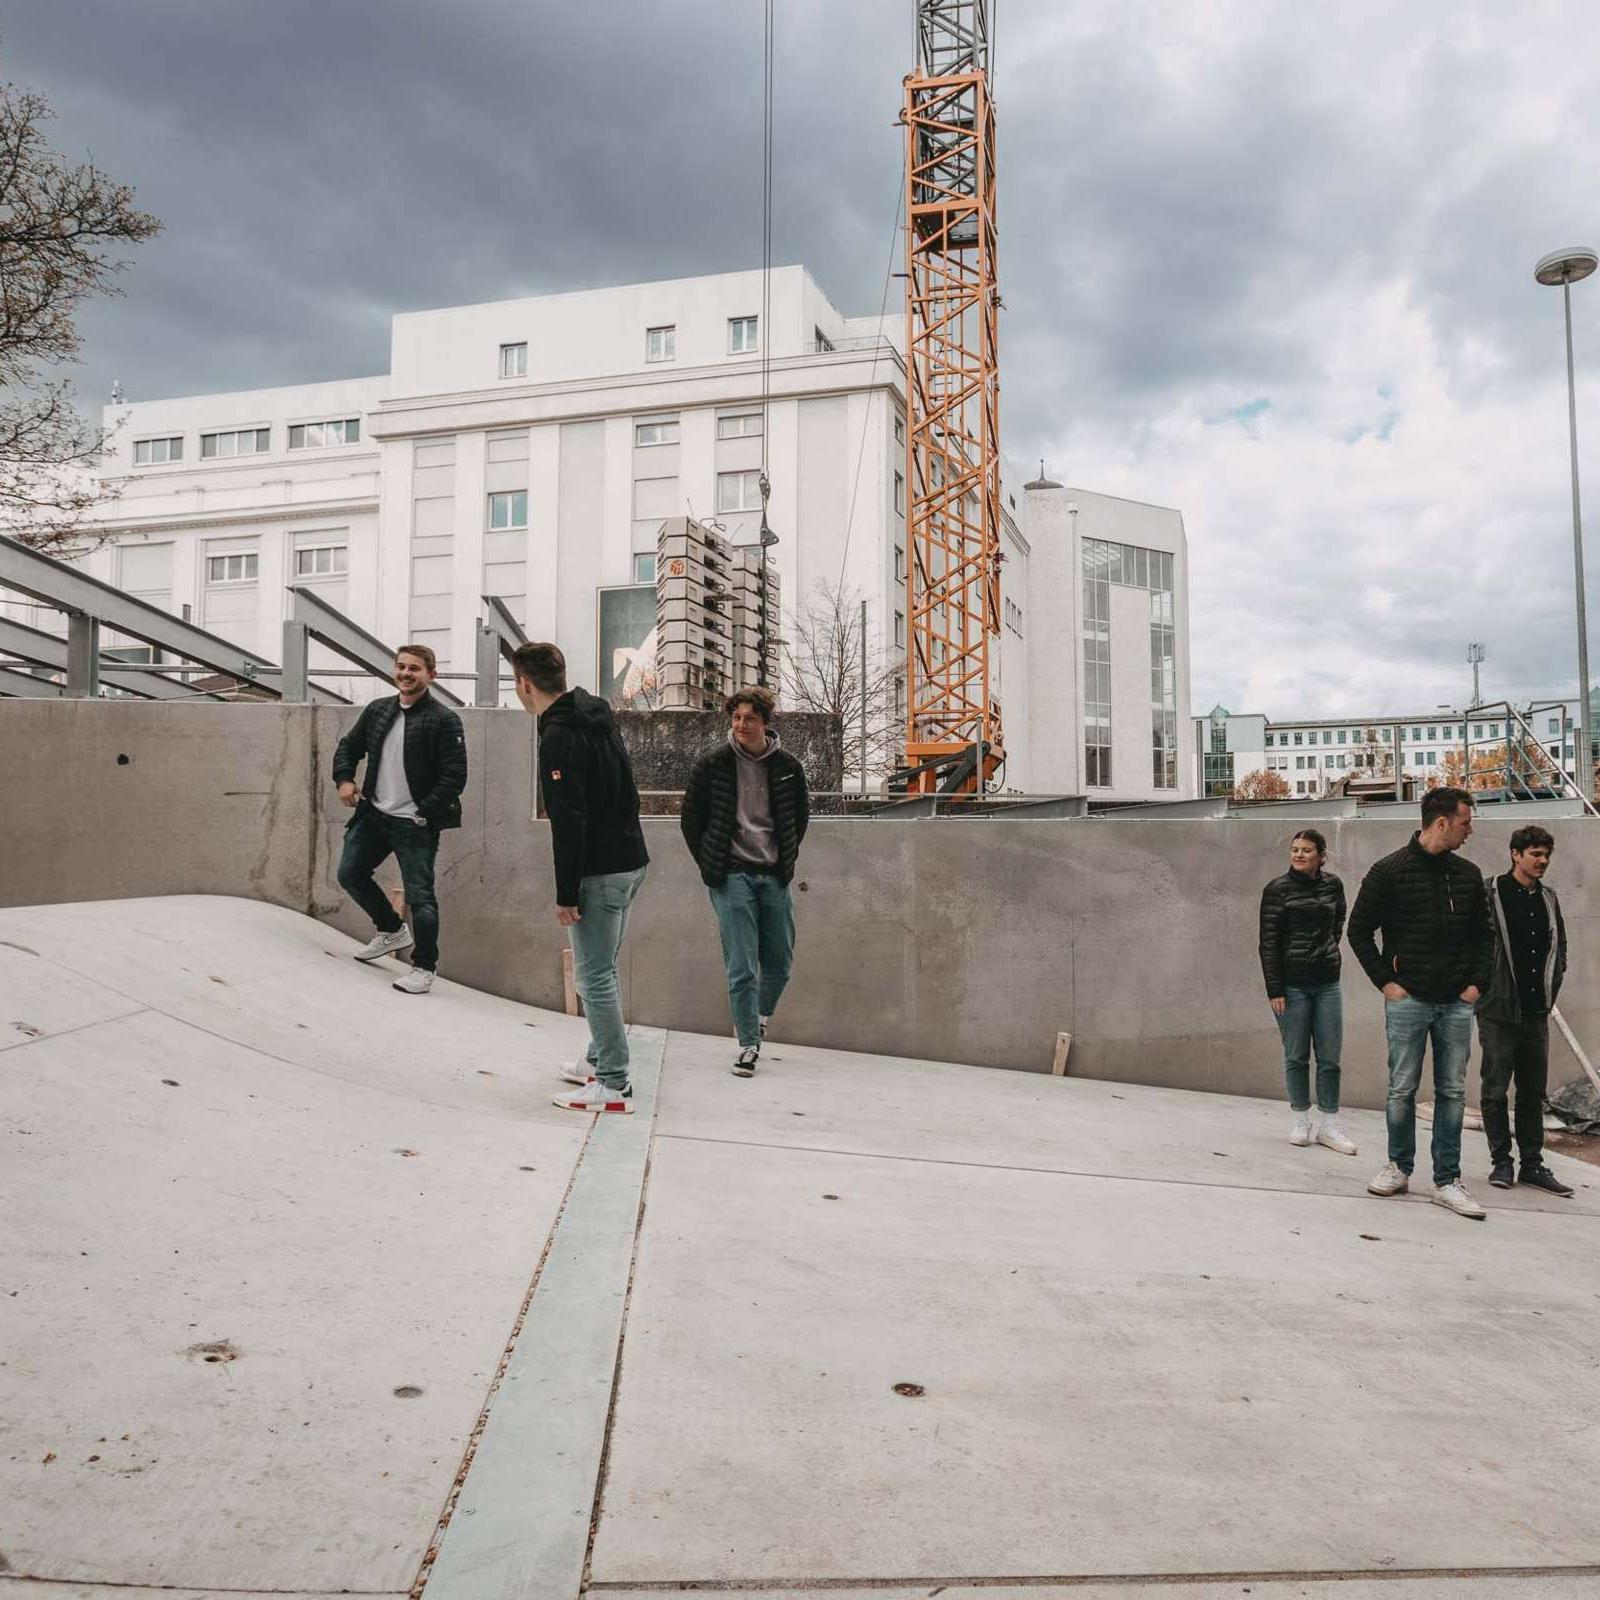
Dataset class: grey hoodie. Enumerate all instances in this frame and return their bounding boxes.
[728,729,780,868]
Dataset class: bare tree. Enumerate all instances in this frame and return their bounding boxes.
[778,580,899,792]
[0,81,161,551]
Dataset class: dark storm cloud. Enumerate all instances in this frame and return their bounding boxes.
[8,0,1600,715]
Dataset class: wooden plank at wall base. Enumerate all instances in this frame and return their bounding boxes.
[562,947,579,1016]
[1052,1031,1072,1076]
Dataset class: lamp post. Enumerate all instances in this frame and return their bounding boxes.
[1535,246,1599,800]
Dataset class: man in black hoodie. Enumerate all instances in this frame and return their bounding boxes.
[1348,786,1495,1219]
[513,642,649,1115]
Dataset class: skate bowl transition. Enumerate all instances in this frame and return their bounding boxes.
[7,698,1600,1112]
[2,892,1599,1598]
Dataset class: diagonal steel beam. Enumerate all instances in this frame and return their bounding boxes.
[0,662,67,697]
[286,584,464,706]
[0,616,222,700]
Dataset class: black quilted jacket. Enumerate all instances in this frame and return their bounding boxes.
[1258,868,1346,997]
[1347,834,1494,1003]
[331,692,467,830]
[680,742,809,888]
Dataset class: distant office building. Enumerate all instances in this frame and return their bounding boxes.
[2,267,1194,800]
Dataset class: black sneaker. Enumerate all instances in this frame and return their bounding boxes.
[1519,1164,1575,1197]
[732,1046,759,1078]
[1488,1159,1515,1190]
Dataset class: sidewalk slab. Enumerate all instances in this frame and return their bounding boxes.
[593,1580,1600,1599]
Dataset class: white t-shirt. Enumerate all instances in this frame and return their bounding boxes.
[372,708,420,820]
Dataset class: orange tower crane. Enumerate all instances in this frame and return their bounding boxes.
[899,0,1004,795]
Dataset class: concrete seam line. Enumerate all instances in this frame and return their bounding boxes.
[0,1006,151,1054]
[407,1110,601,1600]
[651,1133,1600,1211]
[583,1562,1600,1591]
[417,1027,668,1600]
[0,1580,407,1596]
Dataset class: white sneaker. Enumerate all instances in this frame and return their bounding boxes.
[1289,1113,1313,1146]
[1432,1179,1487,1220]
[392,967,433,995]
[1316,1117,1358,1156]
[1367,1162,1409,1196]
[552,1079,633,1114]
[355,927,413,962]
[559,1060,594,1086]
[732,1046,760,1078]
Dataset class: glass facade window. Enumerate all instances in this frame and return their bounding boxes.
[645,326,675,363]
[729,315,759,353]
[206,552,257,583]
[294,544,347,577]
[633,552,657,583]
[717,412,762,438]
[488,490,528,529]
[498,342,528,379]
[716,469,762,512]
[289,418,359,449]
[634,419,679,446]
[133,436,183,465]
[201,428,269,459]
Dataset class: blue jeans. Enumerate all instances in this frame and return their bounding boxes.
[708,871,795,1048]
[1384,996,1473,1184]
[337,806,441,970]
[1274,981,1343,1113]
[568,866,647,1091]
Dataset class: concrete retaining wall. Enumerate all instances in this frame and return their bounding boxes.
[5,699,1598,1110]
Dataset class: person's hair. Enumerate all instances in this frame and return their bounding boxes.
[395,643,437,675]
[1421,785,1473,827]
[511,641,567,695]
[725,686,776,723]
[1510,824,1555,856]
[1292,828,1327,857]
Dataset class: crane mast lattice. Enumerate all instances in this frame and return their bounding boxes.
[900,0,1003,794]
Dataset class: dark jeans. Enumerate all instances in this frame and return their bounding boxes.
[1384,996,1473,1184]
[336,805,441,971]
[1273,981,1343,1113]
[1478,1013,1550,1169]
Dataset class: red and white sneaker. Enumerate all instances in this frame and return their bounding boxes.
[559,1060,595,1086]
[552,1079,633,1114]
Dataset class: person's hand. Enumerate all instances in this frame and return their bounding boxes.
[1459,985,1481,1005]
[556,905,582,927]
[337,781,359,809]
[1381,982,1409,1001]
[1269,996,1287,1016]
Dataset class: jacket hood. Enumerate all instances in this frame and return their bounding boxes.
[729,728,780,762]
[539,686,617,734]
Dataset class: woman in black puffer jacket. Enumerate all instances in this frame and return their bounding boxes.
[1258,829,1357,1157]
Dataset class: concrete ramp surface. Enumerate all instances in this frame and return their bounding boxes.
[3,896,1600,1599]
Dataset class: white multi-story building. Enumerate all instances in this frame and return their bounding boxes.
[1197,699,1595,798]
[3,267,1194,801]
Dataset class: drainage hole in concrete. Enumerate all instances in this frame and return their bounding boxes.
[892,1382,925,1398]
[184,1340,240,1365]
[116,754,130,766]
[393,1385,424,1399]
[161,1079,180,1088]
[822,1193,840,1200]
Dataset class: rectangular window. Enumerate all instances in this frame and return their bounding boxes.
[1491,722,1502,738]
[894,546,906,583]
[288,418,360,449]
[717,411,763,439]
[894,471,905,516]
[498,342,528,379]
[200,428,269,459]
[133,436,183,466]
[729,315,758,354]
[294,544,348,578]
[716,469,762,513]
[488,490,528,529]
[206,552,258,583]
[645,325,675,363]
[1474,724,1484,739]
[1549,717,1562,735]
[1426,725,1437,740]
[634,418,680,446]
[1321,730,1330,744]
[1293,733,1302,746]
[894,414,905,446]
[633,552,657,583]
[894,609,905,649]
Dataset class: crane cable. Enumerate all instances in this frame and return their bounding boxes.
[758,0,774,497]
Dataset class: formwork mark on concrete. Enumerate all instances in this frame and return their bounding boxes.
[651,1132,1597,1214]
[584,1561,1600,1591]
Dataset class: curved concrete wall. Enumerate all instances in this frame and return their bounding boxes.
[4,699,1596,1109]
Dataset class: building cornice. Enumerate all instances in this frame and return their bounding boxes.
[83,496,380,538]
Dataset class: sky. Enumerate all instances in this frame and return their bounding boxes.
[8,0,1600,721]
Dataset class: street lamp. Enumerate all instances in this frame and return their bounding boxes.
[1535,245,1599,800]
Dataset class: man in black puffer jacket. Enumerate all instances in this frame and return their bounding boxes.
[1348,785,1495,1219]
[681,687,809,1077]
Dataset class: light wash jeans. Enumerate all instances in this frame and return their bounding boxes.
[1384,996,1473,1184]
[708,870,795,1048]
[568,866,647,1090]
[1274,981,1343,1114]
